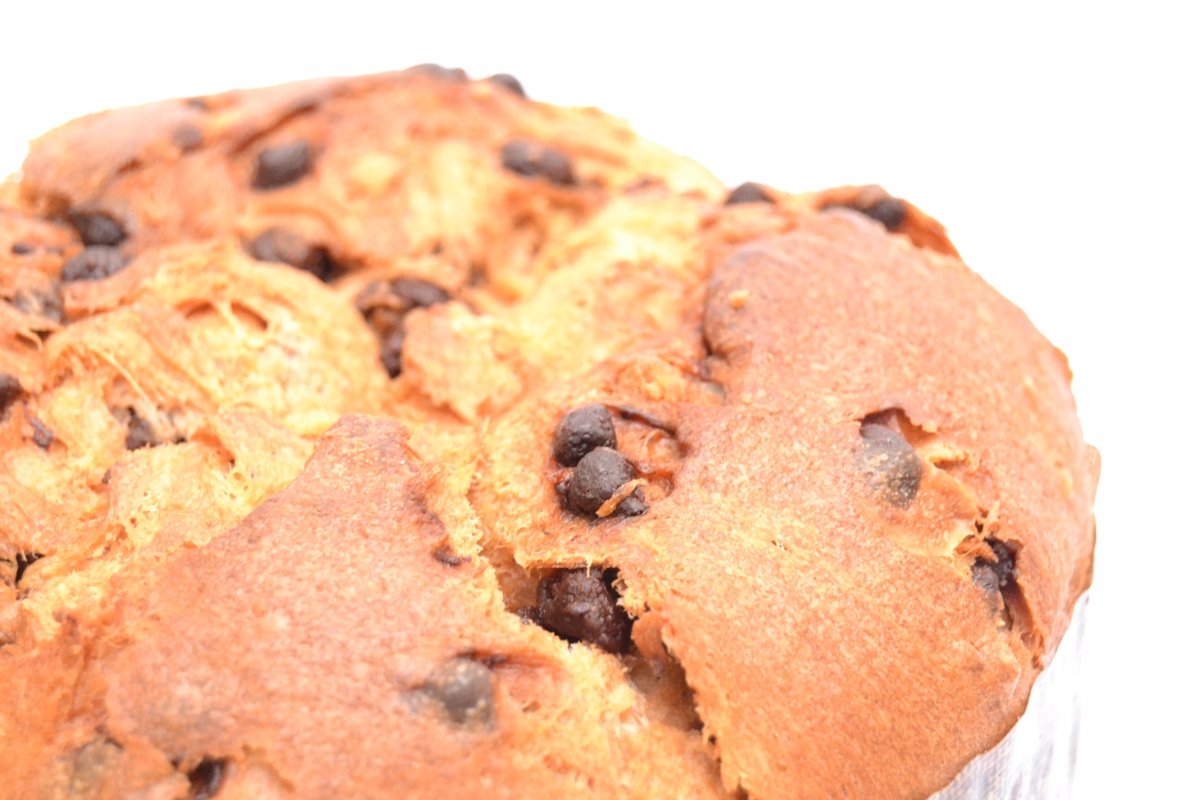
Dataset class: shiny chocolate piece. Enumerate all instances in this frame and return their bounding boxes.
[500,140,575,186]
[859,423,922,507]
[533,568,633,654]
[252,140,313,190]
[552,404,617,466]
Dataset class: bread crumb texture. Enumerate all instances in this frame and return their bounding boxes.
[0,67,1097,800]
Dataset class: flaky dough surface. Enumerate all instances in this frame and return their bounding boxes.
[1,68,1096,800]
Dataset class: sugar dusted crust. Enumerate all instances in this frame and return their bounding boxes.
[0,68,1096,800]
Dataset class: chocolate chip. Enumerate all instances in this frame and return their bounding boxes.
[859,423,922,507]
[425,658,494,724]
[378,323,408,378]
[566,447,646,517]
[500,140,575,186]
[184,97,211,111]
[60,246,129,283]
[248,227,308,264]
[433,543,470,567]
[826,197,908,232]
[10,242,34,255]
[391,278,451,310]
[552,404,617,466]
[862,198,907,231]
[186,758,226,800]
[356,278,450,316]
[487,73,526,98]
[410,63,468,82]
[362,309,407,377]
[31,417,54,449]
[248,228,342,283]
[11,287,64,324]
[725,182,775,205]
[533,568,633,654]
[173,124,204,152]
[13,552,44,586]
[619,491,648,517]
[359,305,406,377]
[252,141,313,190]
[972,538,1016,595]
[66,210,127,247]
[0,373,22,416]
[123,408,159,450]
[356,279,450,378]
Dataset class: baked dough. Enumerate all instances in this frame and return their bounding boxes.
[0,67,1097,800]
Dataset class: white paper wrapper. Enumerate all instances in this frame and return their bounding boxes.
[930,594,1088,800]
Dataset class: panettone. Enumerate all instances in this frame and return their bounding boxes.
[0,67,1097,800]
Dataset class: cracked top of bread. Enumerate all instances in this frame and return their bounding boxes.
[0,67,1097,800]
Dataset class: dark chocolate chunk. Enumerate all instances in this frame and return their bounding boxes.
[533,568,633,654]
[252,140,313,190]
[972,538,1016,595]
[410,63,468,82]
[13,553,43,586]
[552,404,617,466]
[361,308,408,377]
[10,242,34,255]
[60,246,129,283]
[825,196,908,232]
[379,324,408,378]
[11,287,64,324]
[391,278,451,310]
[356,278,450,316]
[0,373,22,416]
[725,182,775,205]
[566,447,646,517]
[248,227,307,265]
[859,423,922,507]
[248,228,342,283]
[352,283,396,316]
[355,279,450,378]
[425,658,494,724]
[123,409,159,450]
[173,124,205,152]
[67,209,127,247]
[487,73,526,98]
[617,490,648,517]
[862,198,907,231]
[433,543,470,567]
[500,140,575,186]
[31,417,54,449]
[186,758,227,800]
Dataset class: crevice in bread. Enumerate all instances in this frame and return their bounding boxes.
[627,612,704,733]
[972,534,1039,660]
[181,755,227,800]
[0,551,45,592]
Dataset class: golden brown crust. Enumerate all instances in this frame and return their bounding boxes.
[3,417,731,800]
[18,68,721,296]
[470,214,1097,798]
[0,70,1096,800]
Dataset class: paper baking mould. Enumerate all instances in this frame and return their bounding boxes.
[930,594,1088,799]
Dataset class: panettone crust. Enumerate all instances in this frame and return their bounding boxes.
[0,68,1096,800]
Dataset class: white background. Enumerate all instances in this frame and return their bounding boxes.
[2,2,1197,796]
